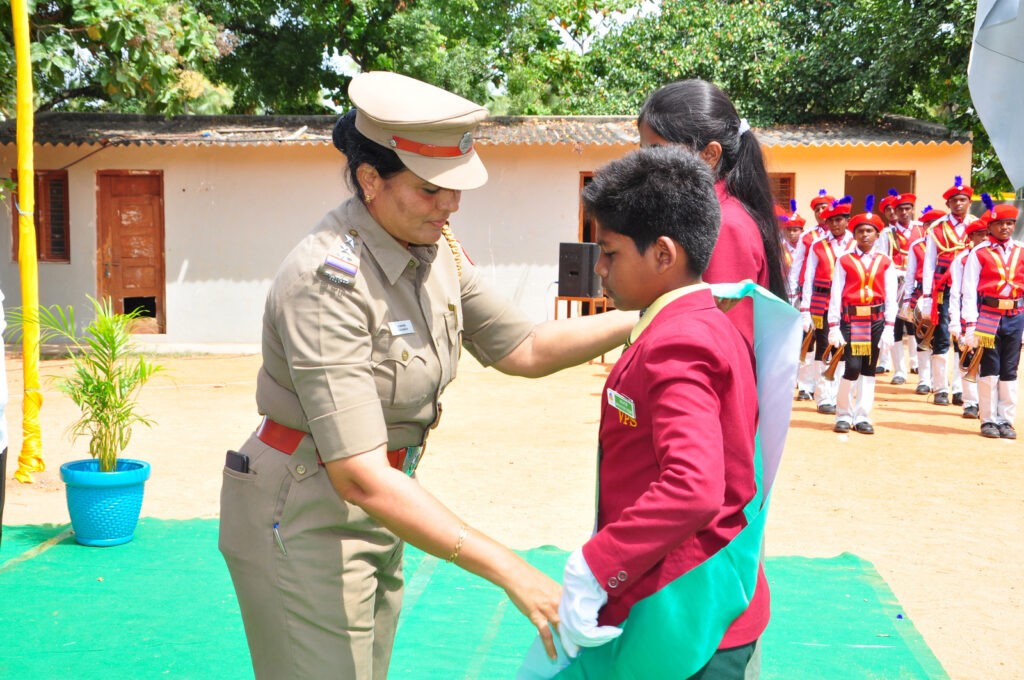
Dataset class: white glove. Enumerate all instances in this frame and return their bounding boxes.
[557,549,623,658]
[962,328,978,349]
[917,296,932,317]
[949,321,962,339]
[878,327,895,355]
[801,311,812,333]
[828,326,846,348]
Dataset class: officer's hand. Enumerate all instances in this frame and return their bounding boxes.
[963,329,979,350]
[917,296,932,317]
[504,561,563,661]
[828,327,846,348]
[800,311,812,333]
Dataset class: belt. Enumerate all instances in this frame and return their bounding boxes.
[812,285,831,295]
[256,417,420,474]
[981,296,1024,311]
[844,304,882,317]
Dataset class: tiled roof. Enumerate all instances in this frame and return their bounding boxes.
[0,112,969,149]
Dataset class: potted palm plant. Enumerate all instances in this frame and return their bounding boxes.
[23,296,165,546]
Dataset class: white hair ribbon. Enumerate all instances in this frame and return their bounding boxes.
[737,118,750,136]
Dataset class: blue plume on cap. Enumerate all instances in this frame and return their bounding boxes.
[955,175,963,187]
[790,199,797,213]
[839,196,853,205]
[921,205,933,216]
[888,188,899,198]
[865,194,875,214]
[982,193,995,211]
[818,188,827,197]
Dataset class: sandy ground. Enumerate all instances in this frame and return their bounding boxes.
[2,349,1022,680]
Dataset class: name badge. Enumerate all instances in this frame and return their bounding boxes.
[388,320,415,336]
[606,388,636,419]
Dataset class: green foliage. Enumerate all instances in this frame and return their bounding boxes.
[1,0,1006,189]
[0,0,233,116]
[10,296,165,472]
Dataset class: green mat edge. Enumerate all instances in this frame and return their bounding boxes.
[2,522,951,680]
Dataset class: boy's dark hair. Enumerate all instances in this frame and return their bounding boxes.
[582,146,720,276]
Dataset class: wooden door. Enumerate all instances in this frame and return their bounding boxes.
[96,171,166,334]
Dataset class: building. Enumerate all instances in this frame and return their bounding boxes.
[0,113,971,346]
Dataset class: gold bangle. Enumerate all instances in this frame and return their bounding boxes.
[446,524,469,563]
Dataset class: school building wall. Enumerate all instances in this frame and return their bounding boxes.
[0,142,627,345]
[763,142,974,213]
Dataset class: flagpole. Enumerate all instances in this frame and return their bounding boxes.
[10,0,46,483]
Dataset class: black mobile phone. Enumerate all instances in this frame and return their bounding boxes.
[225,450,250,473]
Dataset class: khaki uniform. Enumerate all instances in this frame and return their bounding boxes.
[219,197,533,679]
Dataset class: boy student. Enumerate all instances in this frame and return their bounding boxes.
[827,197,898,434]
[960,199,1023,439]
[800,197,855,415]
[538,145,768,679]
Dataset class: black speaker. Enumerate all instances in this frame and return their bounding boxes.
[558,242,602,298]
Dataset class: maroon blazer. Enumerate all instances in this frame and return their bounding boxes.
[581,287,770,648]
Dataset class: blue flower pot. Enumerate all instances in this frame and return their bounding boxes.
[60,459,151,547]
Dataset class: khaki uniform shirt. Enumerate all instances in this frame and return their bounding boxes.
[257,197,533,463]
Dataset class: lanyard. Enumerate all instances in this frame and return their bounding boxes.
[987,243,1022,296]
[849,253,884,303]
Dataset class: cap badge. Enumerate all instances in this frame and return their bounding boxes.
[458,132,473,154]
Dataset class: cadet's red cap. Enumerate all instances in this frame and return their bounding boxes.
[942,175,973,201]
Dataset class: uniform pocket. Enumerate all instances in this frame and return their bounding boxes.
[218,438,288,560]
[371,326,435,408]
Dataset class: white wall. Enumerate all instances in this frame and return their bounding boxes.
[2,137,971,344]
[1,141,629,343]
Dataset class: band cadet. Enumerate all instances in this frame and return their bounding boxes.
[791,190,834,401]
[901,205,949,395]
[918,176,978,406]
[826,196,898,435]
[876,190,923,385]
[947,206,994,420]
[799,195,854,415]
[960,196,1023,439]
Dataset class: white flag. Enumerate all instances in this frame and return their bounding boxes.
[968,0,1024,190]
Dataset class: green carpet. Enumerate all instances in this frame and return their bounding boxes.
[0,519,948,680]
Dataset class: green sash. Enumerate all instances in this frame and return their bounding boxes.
[554,282,798,679]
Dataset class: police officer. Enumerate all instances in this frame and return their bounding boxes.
[218,72,635,680]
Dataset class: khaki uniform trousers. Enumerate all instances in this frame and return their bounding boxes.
[220,432,404,680]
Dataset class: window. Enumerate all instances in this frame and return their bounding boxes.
[768,173,795,209]
[10,169,70,263]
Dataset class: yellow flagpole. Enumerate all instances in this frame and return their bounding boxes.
[11,0,45,483]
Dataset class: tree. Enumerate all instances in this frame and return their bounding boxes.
[0,0,233,118]
[536,0,1009,192]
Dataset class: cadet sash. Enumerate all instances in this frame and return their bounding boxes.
[552,283,799,680]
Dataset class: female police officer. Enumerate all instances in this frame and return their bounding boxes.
[219,71,635,680]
